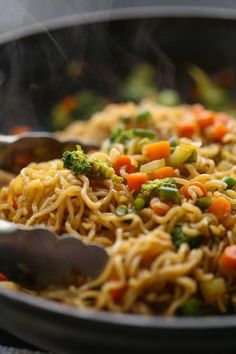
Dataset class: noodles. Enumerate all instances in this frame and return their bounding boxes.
[2,102,236,316]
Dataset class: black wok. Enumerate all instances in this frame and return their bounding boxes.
[0,2,236,353]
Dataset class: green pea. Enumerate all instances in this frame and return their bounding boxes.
[133,197,146,211]
[195,197,212,210]
[115,205,128,216]
[179,297,202,316]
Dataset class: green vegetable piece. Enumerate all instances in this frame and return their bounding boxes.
[136,110,152,123]
[133,196,146,210]
[188,65,228,110]
[141,178,177,199]
[168,143,196,168]
[171,225,203,249]
[221,176,236,189]
[186,150,198,163]
[179,297,202,316]
[211,235,220,244]
[109,127,127,144]
[108,128,156,147]
[119,115,132,124]
[132,128,156,139]
[159,186,178,202]
[171,226,186,249]
[118,64,158,102]
[169,136,180,147]
[115,205,128,216]
[158,89,180,106]
[195,197,212,210]
[74,91,104,120]
[62,145,122,184]
[188,235,203,249]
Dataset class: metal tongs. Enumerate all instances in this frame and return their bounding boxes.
[0,221,108,290]
[0,132,98,174]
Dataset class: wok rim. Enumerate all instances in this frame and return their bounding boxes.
[1,5,236,45]
[0,286,236,330]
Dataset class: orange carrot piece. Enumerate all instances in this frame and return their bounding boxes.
[9,125,32,135]
[181,181,208,199]
[126,172,148,192]
[176,121,196,138]
[110,286,127,302]
[0,273,8,281]
[196,111,215,131]
[61,95,77,112]
[208,197,231,220]
[152,166,176,179]
[192,103,205,114]
[212,123,229,142]
[215,113,229,124]
[145,141,170,161]
[150,198,172,216]
[114,155,134,175]
[220,245,236,270]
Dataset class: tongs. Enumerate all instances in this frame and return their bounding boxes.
[0,132,99,174]
[0,220,108,290]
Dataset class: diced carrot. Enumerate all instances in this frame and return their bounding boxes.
[192,104,205,115]
[152,166,176,179]
[9,125,32,135]
[150,197,172,216]
[212,123,229,142]
[196,111,215,131]
[215,113,229,124]
[176,121,196,138]
[0,272,8,281]
[126,172,148,192]
[208,197,232,220]
[145,141,170,161]
[219,245,236,274]
[110,285,127,302]
[60,95,77,112]
[114,155,135,175]
[181,181,208,199]
[12,199,17,209]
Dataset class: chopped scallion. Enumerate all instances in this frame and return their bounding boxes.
[132,128,156,139]
[136,110,152,123]
[221,176,236,189]
[159,186,178,202]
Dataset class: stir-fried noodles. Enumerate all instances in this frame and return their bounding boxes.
[1,102,236,316]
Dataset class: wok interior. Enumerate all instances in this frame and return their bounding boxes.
[0,17,236,131]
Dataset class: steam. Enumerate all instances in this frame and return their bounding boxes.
[0,1,176,132]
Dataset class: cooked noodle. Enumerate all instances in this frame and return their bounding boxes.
[1,102,236,316]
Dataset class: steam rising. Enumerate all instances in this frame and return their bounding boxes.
[0,2,178,132]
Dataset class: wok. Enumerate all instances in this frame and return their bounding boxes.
[1,2,236,353]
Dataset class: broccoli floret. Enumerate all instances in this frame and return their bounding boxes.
[62,145,122,184]
[141,178,177,198]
